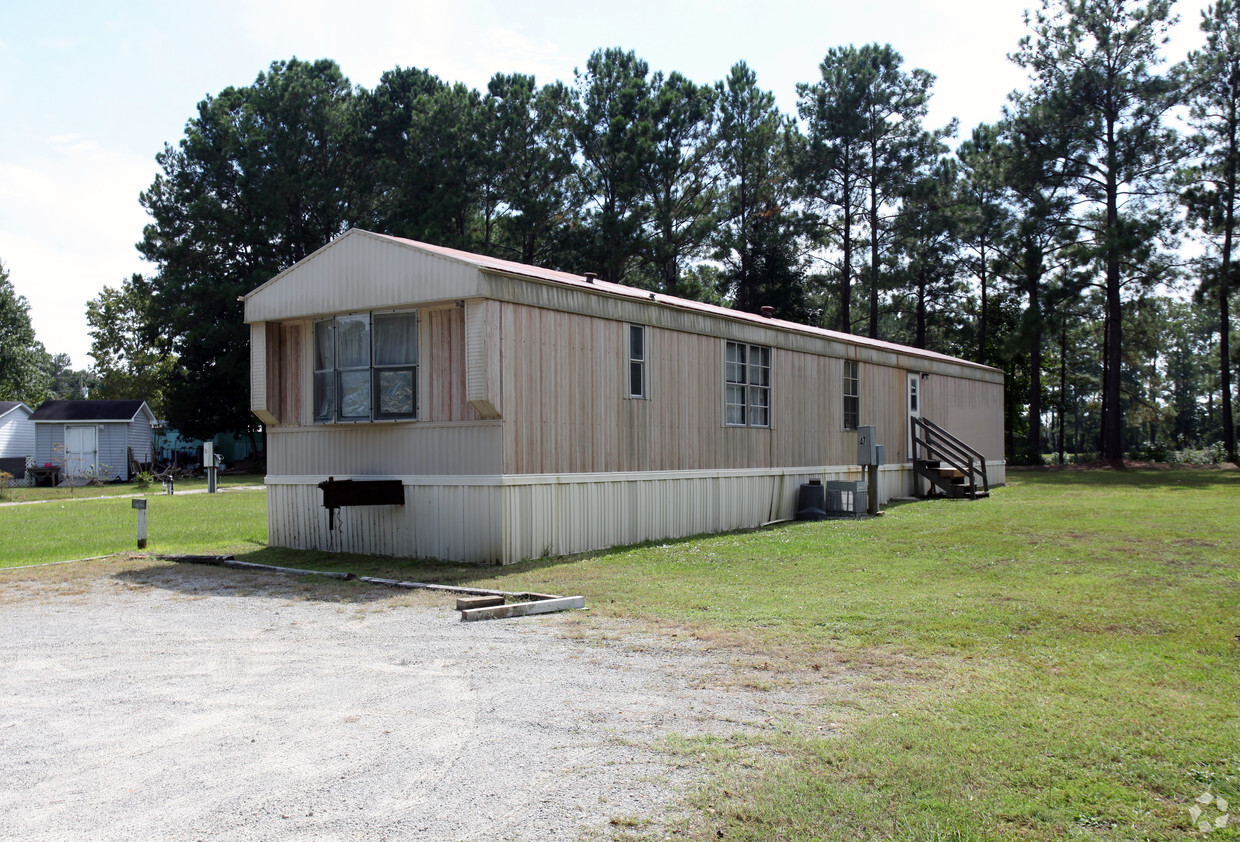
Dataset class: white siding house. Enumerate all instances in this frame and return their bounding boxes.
[29,400,156,481]
[0,402,35,459]
[0,401,36,484]
[245,229,1005,563]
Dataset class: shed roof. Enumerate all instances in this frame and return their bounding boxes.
[0,401,32,420]
[30,400,153,423]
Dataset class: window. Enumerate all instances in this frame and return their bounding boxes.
[725,341,771,427]
[843,359,859,430]
[628,325,647,398]
[314,310,418,422]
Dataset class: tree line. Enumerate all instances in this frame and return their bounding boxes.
[2,0,1235,465]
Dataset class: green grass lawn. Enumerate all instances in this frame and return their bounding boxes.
[0,487,268,566]
[1,468,1236,839]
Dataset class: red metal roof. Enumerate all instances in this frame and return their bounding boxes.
[373,232,998,373]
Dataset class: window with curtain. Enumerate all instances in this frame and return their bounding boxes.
[313,310,418,422]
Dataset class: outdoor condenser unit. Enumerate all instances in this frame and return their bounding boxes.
[825,480,867,518]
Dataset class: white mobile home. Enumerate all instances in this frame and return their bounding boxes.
[245,229,1004,564]
[29,400,156,481]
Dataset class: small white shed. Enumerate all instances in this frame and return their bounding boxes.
[0,401,36,483]
[29,400,156,481]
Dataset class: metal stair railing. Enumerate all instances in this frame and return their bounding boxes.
[910,416,990,495]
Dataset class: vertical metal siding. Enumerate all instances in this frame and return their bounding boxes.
[126,418,154,473]
[921,376,1004,461]
[425,307,482,423]
[464,299,501,418]
[267,481,503,562]
[251,323,267,417]
[245,234,486,323]
[266,423,502,477]
[499,302,961,476]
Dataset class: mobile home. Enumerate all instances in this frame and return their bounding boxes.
[245,229,1004,563]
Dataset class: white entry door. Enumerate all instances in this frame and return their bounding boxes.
[65,425,97,477]
[907,373,921,462]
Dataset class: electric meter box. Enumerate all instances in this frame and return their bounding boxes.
[857,425,877,466]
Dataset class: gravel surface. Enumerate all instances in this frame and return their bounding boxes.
[0,558,824,841]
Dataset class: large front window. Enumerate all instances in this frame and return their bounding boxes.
[314,311,418,422]
[725,341,771,427]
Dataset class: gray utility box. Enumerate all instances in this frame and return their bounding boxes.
[857,425,880,466]
[826,480,868,518]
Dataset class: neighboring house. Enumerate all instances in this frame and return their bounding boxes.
[244,229,1005,564]
[29,400,156,481]
[0,401,36,484]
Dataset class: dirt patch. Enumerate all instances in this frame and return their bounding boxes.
[0,557,840,841]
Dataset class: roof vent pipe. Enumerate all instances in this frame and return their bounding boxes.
[760,306,775,318]
[583,272,597,283]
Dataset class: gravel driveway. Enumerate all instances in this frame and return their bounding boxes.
[0,558,823,841]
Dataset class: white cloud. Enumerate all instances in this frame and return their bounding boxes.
[0,139,155,368]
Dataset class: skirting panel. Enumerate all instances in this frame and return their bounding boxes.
[267,482,504,563]
[264,461,1001,564]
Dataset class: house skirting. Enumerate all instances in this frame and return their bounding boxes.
[265,460,1006,564]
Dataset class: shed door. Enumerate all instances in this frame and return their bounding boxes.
[65,425,97,477]
[907,373,921,462]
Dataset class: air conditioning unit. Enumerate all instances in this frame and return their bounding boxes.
[826,480,867,518]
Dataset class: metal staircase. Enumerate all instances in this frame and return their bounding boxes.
[910,416,990,500]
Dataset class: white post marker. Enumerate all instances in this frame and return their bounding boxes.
[132,498,148,549]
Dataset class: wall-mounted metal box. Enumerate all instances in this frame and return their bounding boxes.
[857,425,877,466]
[318,478,405,509]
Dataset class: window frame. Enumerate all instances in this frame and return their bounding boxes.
[843,359,860,431]
[724,340,772,428]
[627,324,647,399]
[313,309,419,424]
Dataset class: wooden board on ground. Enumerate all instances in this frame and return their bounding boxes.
[460,596,586,622]
[456,595,505,611]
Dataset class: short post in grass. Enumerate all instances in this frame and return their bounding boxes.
[204,441,218,494]
[132,498,148,549]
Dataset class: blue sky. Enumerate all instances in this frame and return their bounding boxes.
[0,0,1210,367]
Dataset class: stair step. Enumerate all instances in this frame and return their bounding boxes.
[939,468,965,479]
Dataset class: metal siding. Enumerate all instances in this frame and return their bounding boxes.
[277,322,306,425]
[497,466,888,563]
[499,302,951,476]
[266,423,502,477]
[267,480,503,562]
[99,423,128,480]
[857,362,909,464]
[921,375,1005,462]
[464,298,501,417]
[35,424,61,466]
[425,307,482,423]
[251,323,267,416]
[264,460,998,565]
[127,417,153,469]
[0,411,35,460]
[245,232,486,323]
